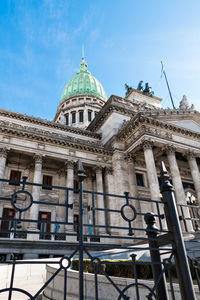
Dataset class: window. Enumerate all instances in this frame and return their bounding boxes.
[74,179,79,193]
[136,173,144,187]
[72,112,76,123]
[66,114,69,125]
[79,111,84,122]
[88,111,92,122]
[9,170,21,185]
[42,175,52,190]
[38,211,51,240]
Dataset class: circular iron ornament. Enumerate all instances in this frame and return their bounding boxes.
[118,283,158,300]
[0,288,34,299]
[60,256,71,269]
[11,190,33,212]
[121,204,137,222]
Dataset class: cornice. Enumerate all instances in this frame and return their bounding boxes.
[0,120,112,156]
[0,109,101,139]
[117,113,200,141]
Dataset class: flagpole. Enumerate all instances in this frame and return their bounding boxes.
[161,61,175,109]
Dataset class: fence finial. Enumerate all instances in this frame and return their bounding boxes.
[78,159,86,182]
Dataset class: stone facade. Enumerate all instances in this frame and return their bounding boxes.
[0,69,200,259]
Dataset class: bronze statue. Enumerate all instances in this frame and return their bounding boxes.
[125,84,133,96]
[137,80,143,91]
[143,83,154,96]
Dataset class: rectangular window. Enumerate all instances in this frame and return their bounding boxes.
[38,211,51,240]
[66,114,69,125]
[88,111,92,122]
[42,175,52,190]
[72,112,76,123]
[136,173,144,187]
[79,111,84,122]
[9,170,21,185]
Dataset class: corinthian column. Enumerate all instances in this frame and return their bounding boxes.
[28,155,42,233]
[187,151,200,205]
[143,141,160,202]
[166,146,193,231]
[95,166,106,234]
[0,148,8,195]
[112,151,129,235]
[104,167,116,234]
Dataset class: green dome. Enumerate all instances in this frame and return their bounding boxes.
[60,59,107,103]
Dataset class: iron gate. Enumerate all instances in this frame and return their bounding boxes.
[0,160,199,299]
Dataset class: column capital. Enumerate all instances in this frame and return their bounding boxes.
[34,154,43,164]
[57,168,67,177]
[65,160,76,169]
[165,145,176,155]
[142,139,153,150]
[186,151,197,160]
[0,147,8,159]
[104,166,113,175]
[125,154,135,163]
[95,165,103,173]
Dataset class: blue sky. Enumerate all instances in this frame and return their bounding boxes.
[0,0,200,120]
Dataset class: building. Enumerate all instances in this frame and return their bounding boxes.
[0,56,200,259]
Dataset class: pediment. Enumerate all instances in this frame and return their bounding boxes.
[165,119,200,133]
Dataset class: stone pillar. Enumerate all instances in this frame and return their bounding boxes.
[166,146,193,231]
[187,151,200,205]
[104,167,116,234]
[95,166,106,234]
[126,155,145,232]
[126,155,138,197]
[112,151,129,236]
[142,141,165,231]
[66,160,75,233]
[58,168,67,232]
[143,141,160,202]
[0,148,8,195]
[28,155,42,234]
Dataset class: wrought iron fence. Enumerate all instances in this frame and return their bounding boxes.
[0,160,199,299]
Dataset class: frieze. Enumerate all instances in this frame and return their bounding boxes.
[0,120,112,156]
[0,109,101,139]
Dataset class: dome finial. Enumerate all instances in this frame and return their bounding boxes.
[82,44,85,61]
[79,45,87,72]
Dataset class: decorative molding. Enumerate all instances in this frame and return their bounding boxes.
[34,154,43,164]
[0,109,101,139]
[186,151,196,160]
[0,120,112,156]
[165,145,176,155]
[66,160,76,169]
[142,140,153,150]
[104,167,113,175]
[0,147,8,159]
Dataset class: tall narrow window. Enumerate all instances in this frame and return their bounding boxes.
[79,111,84,122]
[72,112,76,123]
[42,175,52,190]
[66,114,69,125]
[88,111,92,122]
[9,170,21,185]
[136,173,144,187]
